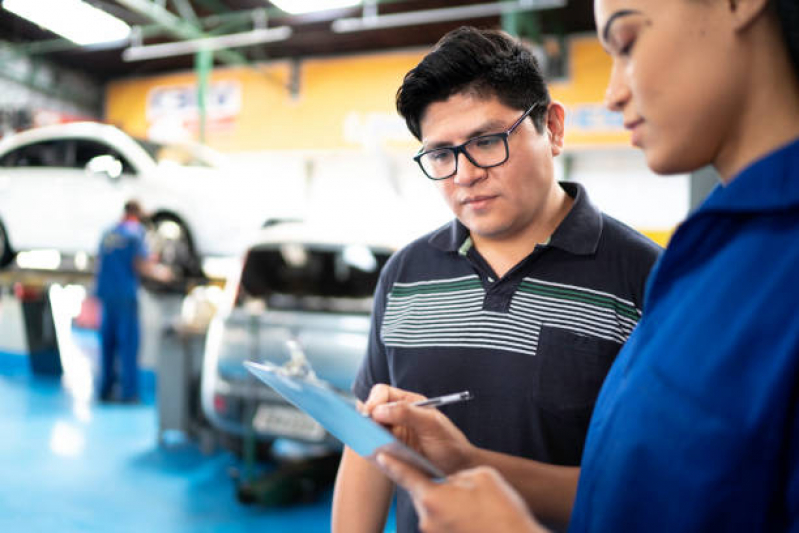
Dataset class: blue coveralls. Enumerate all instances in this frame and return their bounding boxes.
[570,138,799,531]
[95,218,149,401]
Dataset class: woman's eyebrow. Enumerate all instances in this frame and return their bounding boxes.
[602,9,642,43]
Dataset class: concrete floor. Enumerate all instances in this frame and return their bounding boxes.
[0,355,340,532]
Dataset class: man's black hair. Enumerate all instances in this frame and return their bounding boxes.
[396,26,551,141]
[124,200,143,219]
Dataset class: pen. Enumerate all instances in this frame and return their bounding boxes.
[412,390,473,409]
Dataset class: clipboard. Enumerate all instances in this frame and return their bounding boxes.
[244,360,445,479]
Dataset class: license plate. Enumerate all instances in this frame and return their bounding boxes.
[252,404,326,442]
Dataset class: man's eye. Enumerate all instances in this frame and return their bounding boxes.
[428,150,452,162]
[473,136,501,149]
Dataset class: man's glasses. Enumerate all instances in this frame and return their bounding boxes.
[413,103,538,181]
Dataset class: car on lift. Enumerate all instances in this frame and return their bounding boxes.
[0,121,288,278]
[200,219,408,454]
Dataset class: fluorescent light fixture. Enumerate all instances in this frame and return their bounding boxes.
[3,0,131,45]
[271,0,361,15]
[123,26,292,61]
[332,0,567,33]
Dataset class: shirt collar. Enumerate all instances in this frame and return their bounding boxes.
[428,181,602,256]
[700,137,799,214]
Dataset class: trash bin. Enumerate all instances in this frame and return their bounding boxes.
[15,283,62,376]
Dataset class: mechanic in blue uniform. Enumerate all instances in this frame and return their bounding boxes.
[95,200,170,403]
[360,0,799,532]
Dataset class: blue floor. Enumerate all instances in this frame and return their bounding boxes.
[0,357,337,532]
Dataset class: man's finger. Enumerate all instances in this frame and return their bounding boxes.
[376,452,433,497]
[364,385,426,414]
[372,401,436,429]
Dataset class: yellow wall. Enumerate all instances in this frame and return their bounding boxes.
[106,52,421,151]
[550,36,630,147]
[105,36,629,152]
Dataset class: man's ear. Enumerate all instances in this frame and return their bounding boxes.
[545,102,565,156]
[727,0,770,32]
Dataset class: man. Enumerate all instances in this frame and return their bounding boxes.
[95,200,171,403]
[332,27,661,533]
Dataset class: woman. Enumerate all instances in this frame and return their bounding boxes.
[372,0,799,531]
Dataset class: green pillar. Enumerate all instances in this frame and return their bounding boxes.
[195,48,213,144]
[501,2,541,41]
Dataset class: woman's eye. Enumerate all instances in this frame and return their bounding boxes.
[618,38,635,56]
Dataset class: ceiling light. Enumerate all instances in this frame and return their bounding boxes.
[270,0,361,15]
[3,0,131,45]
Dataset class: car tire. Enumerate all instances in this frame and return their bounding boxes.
[0,219,14,267]
[145,214,202,292]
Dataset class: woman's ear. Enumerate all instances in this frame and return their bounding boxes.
[727,0,770,32]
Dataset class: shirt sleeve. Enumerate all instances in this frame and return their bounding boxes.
[351,259,394,402]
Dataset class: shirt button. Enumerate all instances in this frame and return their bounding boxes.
[487,277,494,283]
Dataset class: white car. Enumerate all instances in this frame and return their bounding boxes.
[0,122,289,275]
[200,219,410,452]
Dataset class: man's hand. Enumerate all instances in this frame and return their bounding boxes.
[361,384,476,474]
[376,453,549,533]
[136,258,175,284]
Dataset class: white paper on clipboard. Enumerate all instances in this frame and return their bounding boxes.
[244,360,445,479]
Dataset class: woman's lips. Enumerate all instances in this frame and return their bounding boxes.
[625,118,644,147]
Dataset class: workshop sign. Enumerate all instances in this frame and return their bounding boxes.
[145,81,241,140]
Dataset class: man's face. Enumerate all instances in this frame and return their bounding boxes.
[418,93,562,243]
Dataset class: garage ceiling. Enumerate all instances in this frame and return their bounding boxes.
[0,0,594,82]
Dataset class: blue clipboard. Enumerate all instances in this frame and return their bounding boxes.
[244,361,445,479]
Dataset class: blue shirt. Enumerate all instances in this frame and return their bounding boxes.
[571,138,799,532]
[95,219,149,302]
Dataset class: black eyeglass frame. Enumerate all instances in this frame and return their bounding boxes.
[413,103,539,181]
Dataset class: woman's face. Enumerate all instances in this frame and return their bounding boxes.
[594,0,747,177]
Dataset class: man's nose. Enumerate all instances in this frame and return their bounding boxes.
[452,152,486,186]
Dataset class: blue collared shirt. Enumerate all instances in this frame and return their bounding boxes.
[95,219,148,302]
[571,138,799,531]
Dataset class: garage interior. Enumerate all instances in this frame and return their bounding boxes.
[0,1,720,531]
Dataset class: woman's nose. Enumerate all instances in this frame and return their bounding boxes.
[604,60,631,112]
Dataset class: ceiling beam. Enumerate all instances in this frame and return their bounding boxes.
[170,0,199,26]
[192,0,230,15]
[19,0,412,56]
[332,0,567,33]
[112,0,248,65]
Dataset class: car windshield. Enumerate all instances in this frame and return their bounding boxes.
[134,138,223,168]
[237,244,391,314]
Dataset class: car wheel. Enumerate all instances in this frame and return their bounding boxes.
[145,215,202,290]
[0,220,14,267]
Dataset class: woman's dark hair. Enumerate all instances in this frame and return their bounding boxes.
[396,26,551,140]
[773,0,799,78]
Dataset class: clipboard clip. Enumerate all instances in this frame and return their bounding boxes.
[282,338,318,382]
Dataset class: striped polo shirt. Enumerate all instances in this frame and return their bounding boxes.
[354,182,661,533]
